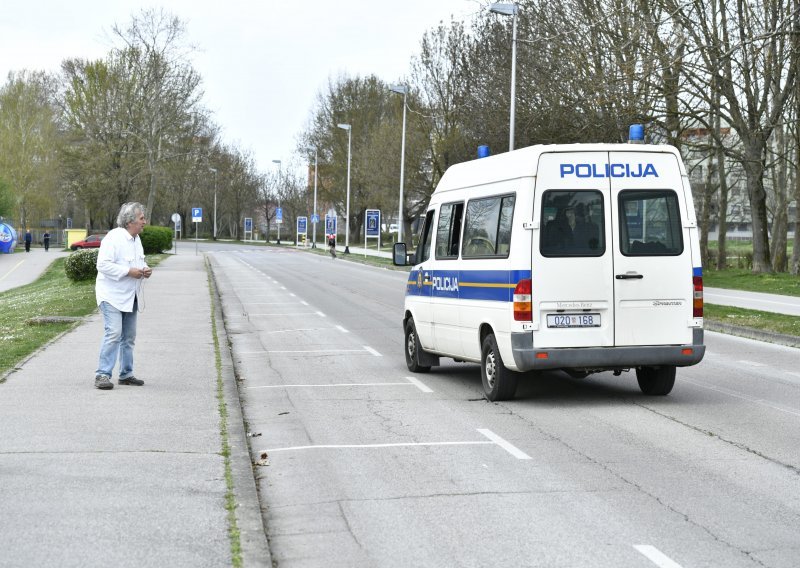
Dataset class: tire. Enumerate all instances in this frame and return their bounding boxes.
[636,366,676,395]
[481,333,519,401]
[404,318,431,373]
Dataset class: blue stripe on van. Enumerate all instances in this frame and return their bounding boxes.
[406,269,532,302]
[693,267,702,277]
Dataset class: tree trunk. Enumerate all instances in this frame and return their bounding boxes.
[770,125,789,272]
[742,140,772,273]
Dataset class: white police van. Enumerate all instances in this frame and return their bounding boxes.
[394,128,705,401]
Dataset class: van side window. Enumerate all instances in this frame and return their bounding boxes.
[619,190,683,255]
[463,194,515,258]
[540,190,604,257]
[435,202,464,259]
[416,209,436,264]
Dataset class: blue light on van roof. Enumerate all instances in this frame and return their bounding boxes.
[478,145,491,158]
[629,124,645,143]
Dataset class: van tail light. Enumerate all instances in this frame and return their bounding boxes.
[693,276,703,318]
[514,278,532,321]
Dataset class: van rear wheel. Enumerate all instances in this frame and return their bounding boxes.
[404,318,431,373]
[636,366,676,395]
[481,334,519,401]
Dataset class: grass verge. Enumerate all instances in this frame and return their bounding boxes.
[0,253,167,381]
[704,268,800,297]
[704,303,800,337]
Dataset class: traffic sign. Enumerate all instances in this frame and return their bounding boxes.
[366,209,380,237]
[192,207,202,222]
[276,207,283,224]
[311,214,320,224]
[297,216,307,235]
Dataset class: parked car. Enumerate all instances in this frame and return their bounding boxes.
[70,234,105,250]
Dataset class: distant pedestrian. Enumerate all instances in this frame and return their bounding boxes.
[43,231,50,252]
[328,236,336,259]
[94,202,152,390]
[24,229,32,252]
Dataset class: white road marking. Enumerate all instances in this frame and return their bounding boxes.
[738,359,767,367]
[316,311,326,317]
[406,376,433,393]
[242,302,303,305]
[262,348,375,354]
[633,545,684,568]
[300,300,309,306]
[336,325,349,333]
[0,260,25,282]
[477,429,532,460]
[247,312,321,316]
[683,379,800,417]
[247,381,426,390]
[264,440,494,453]
[364,346,382,357]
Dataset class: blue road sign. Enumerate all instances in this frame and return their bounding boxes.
[192,207,202,222]
[325,214,337,237]
[297,216,307,235]
[311,214,320,224]
[276,207,283,224]
[366,209,380,237]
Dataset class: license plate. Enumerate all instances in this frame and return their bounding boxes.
[546,313,600,328]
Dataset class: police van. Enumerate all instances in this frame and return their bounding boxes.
[394,128,705,401]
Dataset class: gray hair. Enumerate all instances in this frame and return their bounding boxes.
[116,202,146,228]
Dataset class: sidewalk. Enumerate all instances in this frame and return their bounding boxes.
[0,253,269,567]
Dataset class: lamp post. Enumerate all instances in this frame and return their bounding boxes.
[272,159,282,244]
[489,2,519,151]
[209,168,217,239]
[311,148,318,248]
[389,85,408,242]
[337,123,352,254]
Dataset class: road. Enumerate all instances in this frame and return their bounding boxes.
[207,245,800,568]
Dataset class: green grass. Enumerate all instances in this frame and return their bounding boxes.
[703,268,800,297]
[0,258,96,378]
[0,254,168,380]
[705,303,800,337]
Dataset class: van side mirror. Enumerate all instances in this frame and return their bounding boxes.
[393,243,408,266]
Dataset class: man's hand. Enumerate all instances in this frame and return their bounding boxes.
[128,267,152,279]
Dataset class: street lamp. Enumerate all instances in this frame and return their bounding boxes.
[389,85,408,242]
[489,2,519,151]
[309,148,319,248]
[337,123,352,254]
[272,159,282,244]
[209,167,218,239]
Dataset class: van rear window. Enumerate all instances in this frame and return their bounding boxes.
[540,191,604,257]
[462,194,515,258]
[619,190,683,255]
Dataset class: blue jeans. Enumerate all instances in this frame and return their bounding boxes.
[96,300,138,379]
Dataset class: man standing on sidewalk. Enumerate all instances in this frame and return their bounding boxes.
[94,202,152,390]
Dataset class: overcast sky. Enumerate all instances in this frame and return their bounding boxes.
[1,0,483,178]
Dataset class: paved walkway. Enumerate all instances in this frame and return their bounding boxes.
[0,247,70,293]
[0,252,270,567]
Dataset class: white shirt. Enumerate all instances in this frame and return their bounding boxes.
[95,227,148,311]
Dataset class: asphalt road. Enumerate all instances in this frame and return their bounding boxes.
[208,246,800,568]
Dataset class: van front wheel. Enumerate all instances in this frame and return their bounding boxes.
[404,318,431,373]
[481,334,519,401]
[636,366,676,395]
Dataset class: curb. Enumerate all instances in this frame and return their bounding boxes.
[208,260,273,567]
[705,321,800,348]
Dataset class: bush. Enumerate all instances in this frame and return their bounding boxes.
[65,249,99,281]
[140,225,173,254]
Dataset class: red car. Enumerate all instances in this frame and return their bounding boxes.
[70,234,105,250]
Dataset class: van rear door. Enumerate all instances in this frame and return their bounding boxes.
[610,151,694,346]
[532,152,615,348]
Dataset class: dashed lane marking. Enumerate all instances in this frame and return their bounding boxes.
[633,545,684,568]
[477,429,531,460]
